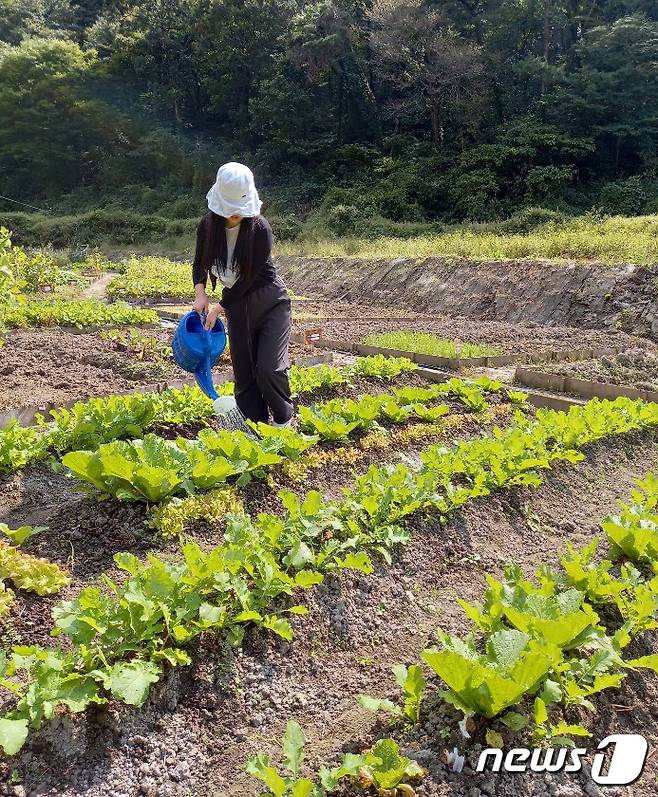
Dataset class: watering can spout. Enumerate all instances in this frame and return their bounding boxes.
[172,311,252,433]
[194,356,220,400]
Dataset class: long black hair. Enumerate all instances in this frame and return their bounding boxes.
[200,212,255,285]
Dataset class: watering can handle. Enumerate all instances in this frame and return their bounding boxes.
[199,311,213,348]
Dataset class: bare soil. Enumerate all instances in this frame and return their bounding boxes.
[151,299,429,323]
[291,299,430,321]
[293,315,652,357]
[543,347,658,391]
[0,329,314,412]
[0,329,192,411]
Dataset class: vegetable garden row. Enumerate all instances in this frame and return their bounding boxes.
[3,227,658,794]
[247,465,658,795]
[1,346,658,792]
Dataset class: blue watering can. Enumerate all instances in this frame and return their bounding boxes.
[172,311,227,400]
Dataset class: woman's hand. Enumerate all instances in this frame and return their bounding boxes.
[204,303,222,331]
[193,284,209,317]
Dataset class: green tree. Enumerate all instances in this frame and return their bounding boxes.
[87,0,207,123]
[545,15,658,175]
[0,0,75,45]
[288,0,380,143]
[197,0,298,132]
[370,3,485,147]
[0,37,132,197]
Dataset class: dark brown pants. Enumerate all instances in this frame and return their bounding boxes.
[224,277,294,424]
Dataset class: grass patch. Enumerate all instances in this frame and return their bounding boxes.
[107,256,307,301]
[362,331,500,358]
[107,256,195,300]
[5,299,158,329]
[279,214,658,266]
[293,312,322,321]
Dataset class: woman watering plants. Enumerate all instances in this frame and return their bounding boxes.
[192,162,294,426]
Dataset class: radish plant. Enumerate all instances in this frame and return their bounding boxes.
[246,721,425,797]
[359,664,427,724]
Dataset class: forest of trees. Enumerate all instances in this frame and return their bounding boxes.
[1,0,657,233]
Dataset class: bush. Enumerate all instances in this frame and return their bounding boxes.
[0,211,199,247]
[524,165,575,206]
[325,204,365,236]
[497,207,569,234]
[1,208,302,248]
[596,176,658,216]
[375,191,425,223]
[268,213,303,241]
[158,195,206,219]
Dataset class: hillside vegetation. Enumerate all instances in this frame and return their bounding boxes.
[1,0,657,235]
[280,213,658,265]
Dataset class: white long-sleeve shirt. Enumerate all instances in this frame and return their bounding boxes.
[211,224,240,288]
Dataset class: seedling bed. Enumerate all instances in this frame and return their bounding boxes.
[0,368,513,643]
[516,365,658,404]
[295,316,647,361]
[519,347,658,393]
[312,337,627,372]
[3,323,161,337]
[416,367,583,411]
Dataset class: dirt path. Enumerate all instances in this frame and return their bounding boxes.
[3,430,657,797]
[80,272,116,300]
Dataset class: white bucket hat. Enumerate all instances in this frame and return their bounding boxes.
[206,162,262,217]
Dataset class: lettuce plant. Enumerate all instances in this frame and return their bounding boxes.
[62,429,284,502]
[458,564,601,649]
[349,354,416,380]
[0,543,69,597]
[62,435,193,502]
[249,422,319,459]
[0,420,49,473]
[147,487,244,539]
[422,629,560,718]
[602,473,658,562]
